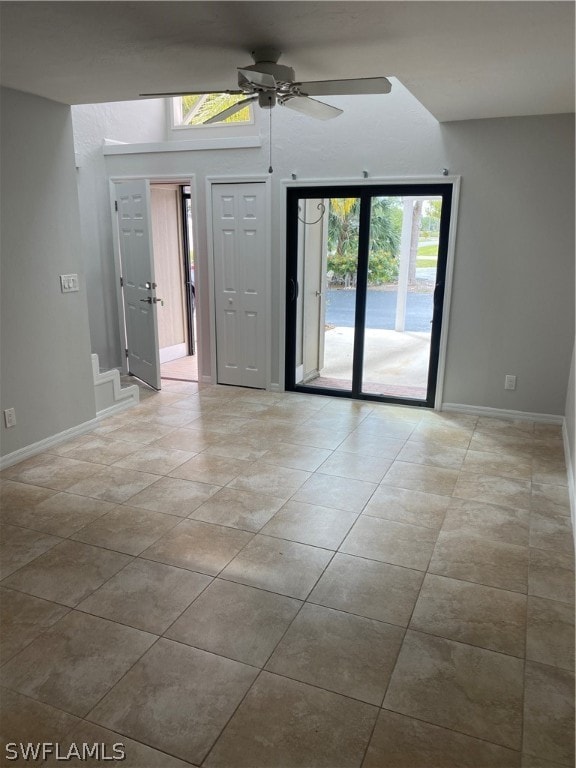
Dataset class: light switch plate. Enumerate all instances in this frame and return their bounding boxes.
[60,274,79,293]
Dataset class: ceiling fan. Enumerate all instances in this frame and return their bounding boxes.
[141,48,392,123]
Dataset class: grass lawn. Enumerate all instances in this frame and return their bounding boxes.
[416,257,438,268]
[417,243,439,257]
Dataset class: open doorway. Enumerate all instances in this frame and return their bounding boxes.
[150,184,198,382]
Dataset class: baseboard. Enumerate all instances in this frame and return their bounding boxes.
[441,403,564,424]
[268,383,282,392]
[562,418,576,538]
[0,417,100,471]
[201,375,213,385]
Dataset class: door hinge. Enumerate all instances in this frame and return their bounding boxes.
[120,276,124,287]
[114,200,118,212]
[125,348,129,358]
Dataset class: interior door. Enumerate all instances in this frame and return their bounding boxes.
[116,180,161,390]
[212,183,267,389]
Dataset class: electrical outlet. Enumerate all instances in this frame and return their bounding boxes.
[4,408,16,428]
[504,374,517,391]
[60,274,79,293]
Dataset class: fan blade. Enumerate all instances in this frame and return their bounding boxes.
[238,68,277,90]
[298,77,392,97]
[140,89,243,97]
[203,95,258,125]
[281,96,343,121]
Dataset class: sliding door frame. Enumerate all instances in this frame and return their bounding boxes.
[285,181,457,408]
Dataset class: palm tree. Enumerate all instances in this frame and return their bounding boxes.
[180,94,251,125]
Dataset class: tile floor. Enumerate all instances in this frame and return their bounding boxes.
[0,381,574,767]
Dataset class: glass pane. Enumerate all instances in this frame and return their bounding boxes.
[361,196,442,400]
[294,197,360,391]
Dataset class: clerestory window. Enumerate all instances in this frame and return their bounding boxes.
[172,93,253,128]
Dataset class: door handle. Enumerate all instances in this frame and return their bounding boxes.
[152,297,164,306]
[140,297,152,304]
[315,291,322,297]
[288,278,299,302]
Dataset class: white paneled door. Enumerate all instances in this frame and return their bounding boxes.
[212,183,267,389]
[116,180,161,390]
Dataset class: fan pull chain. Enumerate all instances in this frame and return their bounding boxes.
[268,99,273,174]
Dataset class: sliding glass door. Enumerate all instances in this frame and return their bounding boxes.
[285,184,453,407]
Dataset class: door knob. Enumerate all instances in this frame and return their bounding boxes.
[152,297,164,306]
[315,291,323,297]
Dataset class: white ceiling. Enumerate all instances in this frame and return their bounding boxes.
[1,1,574,122]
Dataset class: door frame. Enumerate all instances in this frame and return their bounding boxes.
[205,174,272,388]
[281,175,461,408]
[109,174,200,378]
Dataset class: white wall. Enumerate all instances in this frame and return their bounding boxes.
[73,82,574,415]
[565,345,575,493]
[72,100,166,370]
[1,87,96,456]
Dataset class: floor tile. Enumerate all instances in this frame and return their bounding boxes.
[468,432,535,458]
[266,603,403,705]
[532,458,569,486]
[220,535,333,599]
[58,436,140,465]
[125,476,220,516]
[106,422,176,444]
[429,530,529,592]
[530,511,575,554]
[363,709,521,768]
[441,498,530,546]
[0,524,61,579]
[43,721,191,767]
[0,479,56,512]
[112,445,195,475]
[337,431,405,459]
[316,450,392,482]
[66,466,159,503]
[154,428,221,453]
[71,506,181,555]
[142,519,252,575]
[397,440,466,470]
[169,453,254,486]
[528,547,575,604]
[531,483,571,517]
[409,423,473,448]
[0,688,80,757]
[190,487,284,532]
[340,515,437,570]
[0,588,69,665]
[166,578,301,666]
[77,559,211,634]
[462,449,532,479]
[1,540,131,607]
[362,485,449,528]
[89,639,258,765]
[380,461,459,496]
[308,552,423,626]
[410,573,526,656]
[260,500,357,549]
[227,463,311,500]
[292,473,377,513]
[523,661,575,766]
[260,442,332,471]
[1,611,155,716]
[202,438,270,461]
[3,492,117,537]
[383,630,524,750]
[204,671,378,768]
[521,755,568,768]
[280,424,349,450]
[526,595,574,671]
[453,472,531,510]
[0,454,102,491]
[475,417,534,437]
